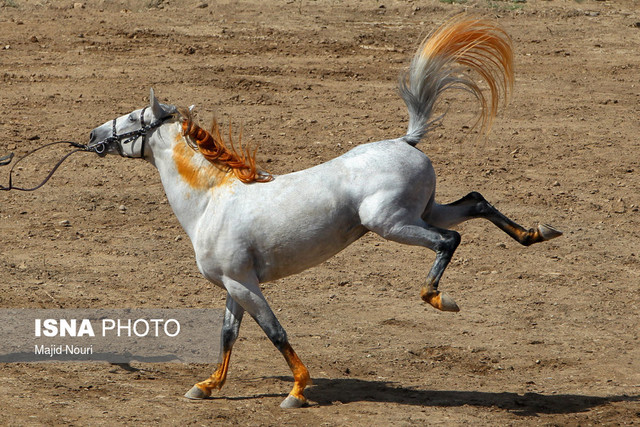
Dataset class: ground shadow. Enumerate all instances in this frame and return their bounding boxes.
[268,376,639,416]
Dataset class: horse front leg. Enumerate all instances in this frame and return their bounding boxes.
[427,191,563,245]
[216,276,311,408]
[184,293,244,399]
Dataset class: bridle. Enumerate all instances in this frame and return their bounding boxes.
[87,107,174,159]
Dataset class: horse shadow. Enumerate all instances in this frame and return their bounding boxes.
[265,376,639,416]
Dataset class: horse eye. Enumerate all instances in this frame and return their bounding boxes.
[128,115,136,122]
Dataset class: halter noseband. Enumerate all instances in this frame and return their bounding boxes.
[88,107,173,159]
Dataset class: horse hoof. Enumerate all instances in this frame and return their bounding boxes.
[423,290,460,312]
[436,292,460,312]
[538,224,562,241]
[184,385,210,400]
[280,394,306,409]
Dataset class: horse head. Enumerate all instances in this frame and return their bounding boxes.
[88,88,176,159]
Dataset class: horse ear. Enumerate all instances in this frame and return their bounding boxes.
[150,88,164,117]
[149,88,177,118]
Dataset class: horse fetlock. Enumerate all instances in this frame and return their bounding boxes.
[187,373,225,398]
[292,365,311,394]
[520,223,562,246]
[295,365,312,385]
[421,287,460,312]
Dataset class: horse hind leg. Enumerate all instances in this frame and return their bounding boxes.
[419,228,462,313]
[427,191,563,245]
[368,219,462,312]
[185,293,244,399]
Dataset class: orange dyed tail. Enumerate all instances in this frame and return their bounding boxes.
[399,14,514,144]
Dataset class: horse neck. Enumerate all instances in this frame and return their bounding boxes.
[150,121,233,240]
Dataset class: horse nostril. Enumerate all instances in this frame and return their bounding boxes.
[89,130,95,142]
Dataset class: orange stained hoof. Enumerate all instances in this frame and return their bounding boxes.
[280,394,308,409]
[421,288,460,312]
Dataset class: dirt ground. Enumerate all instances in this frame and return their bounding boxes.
[1,0,639,425]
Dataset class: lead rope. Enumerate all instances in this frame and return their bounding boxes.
[0,140,88,192]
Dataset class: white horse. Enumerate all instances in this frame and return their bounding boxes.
[88,15,561,408]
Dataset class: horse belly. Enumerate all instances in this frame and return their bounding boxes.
[252,213,367,283]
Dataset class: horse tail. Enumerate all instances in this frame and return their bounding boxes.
[399,14,514,146]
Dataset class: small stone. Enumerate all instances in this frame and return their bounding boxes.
[59,220,71,227]
[30,35,39,43]
[552,181,560,187]
[119,204,127,213]
[612,198,626,214]
[73,2,85,9]
[196,2,208,8]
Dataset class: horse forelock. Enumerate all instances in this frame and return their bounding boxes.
[179,109,272,184]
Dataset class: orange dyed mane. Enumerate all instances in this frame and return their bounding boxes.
[180,111,272,184]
